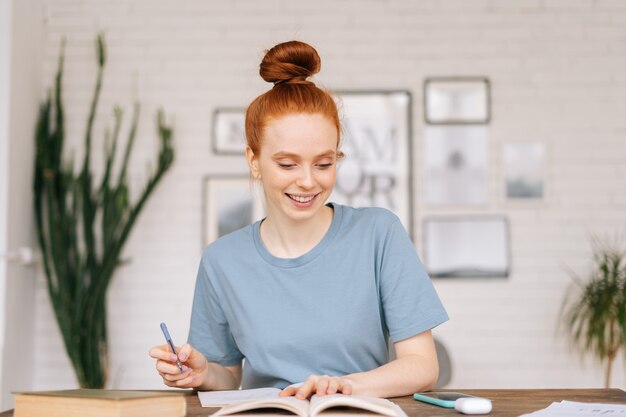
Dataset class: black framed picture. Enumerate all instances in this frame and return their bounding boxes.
[201,175,264,247]
[332,90,414,239]
[424,77,491,125]
[423,216,510,278]
[211,108,247,155]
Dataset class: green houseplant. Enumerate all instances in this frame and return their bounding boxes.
[33,34,174,388]
[560,237,626,388]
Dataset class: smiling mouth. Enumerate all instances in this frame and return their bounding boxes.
[286,193,319,203]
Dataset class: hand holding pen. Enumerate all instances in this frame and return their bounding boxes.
[160,322,184,372]
[149,322,207,388]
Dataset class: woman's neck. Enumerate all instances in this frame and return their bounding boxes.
[260,205,334,259]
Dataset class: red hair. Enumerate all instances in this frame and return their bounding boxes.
[245,41,343,157]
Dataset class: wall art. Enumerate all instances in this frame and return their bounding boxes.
[503,142,545,199]
[424,77,490,124]
[202,175,264,247]
[424,126,489,206]
[424,216,510,278]
[332,90,414,238]
[211,108,246,155]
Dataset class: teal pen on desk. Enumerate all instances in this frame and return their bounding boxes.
[160,322,184,372]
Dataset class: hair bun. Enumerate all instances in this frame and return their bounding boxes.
[259,40,321,86]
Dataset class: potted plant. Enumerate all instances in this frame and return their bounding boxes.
[560,237,626,388]
[33,34,174,388]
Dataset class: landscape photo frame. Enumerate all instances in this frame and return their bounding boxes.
[423,216,510,278]
[424,77,491,125]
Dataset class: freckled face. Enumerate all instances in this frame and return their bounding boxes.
[247,113,338,223]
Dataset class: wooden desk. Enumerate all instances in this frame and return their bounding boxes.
[2,389,624,417]
[395,389,626,416]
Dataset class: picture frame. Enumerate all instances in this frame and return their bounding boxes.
[424,126,489,206]
[332,90,414,239]
[423,216,510,278]
[202,175,264,248]
[211,108,247,155]
[424,77,491,125]
[503,142,546,200]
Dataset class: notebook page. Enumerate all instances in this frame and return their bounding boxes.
[199,387,282,407]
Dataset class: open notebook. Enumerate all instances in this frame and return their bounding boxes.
[199,388,284,407]
[209,393,408,417]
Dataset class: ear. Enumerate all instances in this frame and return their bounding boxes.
[246,146,261,179]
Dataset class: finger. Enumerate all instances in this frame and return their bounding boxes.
[176,373,200,388]
[156,359,181,374]
[160,374,179,388]
[160,368,192,382]
[316,378,330,396]
[295,386,314,400]
[279,387,297,397]
[327,379,340,395]
[296,376,318,399]
[156,359,185,375]
[149,345,177,361]
[178,343,192,362]
[163,369,192,382]
[339,380,353,395]
[162,379,177,387]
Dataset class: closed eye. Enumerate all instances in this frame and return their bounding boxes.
[317,163,334,169]
[278,163,296,169]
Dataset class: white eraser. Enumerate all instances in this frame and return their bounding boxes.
[454,397,493,414]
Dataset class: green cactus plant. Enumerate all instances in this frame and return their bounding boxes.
[33,34,174,388]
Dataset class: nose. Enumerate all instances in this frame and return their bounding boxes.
[295,166,314,189]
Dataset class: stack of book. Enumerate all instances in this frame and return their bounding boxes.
[13,389,187,417]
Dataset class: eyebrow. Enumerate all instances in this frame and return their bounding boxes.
[271,150,336,159]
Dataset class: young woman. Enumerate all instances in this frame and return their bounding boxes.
[149,40,448,399]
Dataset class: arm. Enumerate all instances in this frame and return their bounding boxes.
[180,253,244,390]
[346,330,439,397]
[344,216,444,397]
[280,330,439,399]
[149,343,242,390]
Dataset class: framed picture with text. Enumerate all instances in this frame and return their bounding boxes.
[332,90,414,239]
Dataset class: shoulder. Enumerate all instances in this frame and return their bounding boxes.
[335,203,401,229]
[333,203,404,240]
[200,223,256,266]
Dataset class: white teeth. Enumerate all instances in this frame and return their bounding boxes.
[288,194,315,203]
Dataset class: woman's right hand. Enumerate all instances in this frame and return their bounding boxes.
[149,343,208,388]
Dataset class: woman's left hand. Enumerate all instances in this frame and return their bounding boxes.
[279,375,353,399]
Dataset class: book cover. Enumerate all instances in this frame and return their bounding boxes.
[14,388,187,417]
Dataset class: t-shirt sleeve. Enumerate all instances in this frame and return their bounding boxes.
[187,255,243,366]
[378,217,449,343]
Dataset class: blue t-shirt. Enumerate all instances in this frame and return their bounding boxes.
[188,203,448,389]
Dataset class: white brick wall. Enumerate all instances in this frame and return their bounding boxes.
[31,0,626,390]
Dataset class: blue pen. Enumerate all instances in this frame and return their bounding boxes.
[160,322,184,372]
